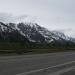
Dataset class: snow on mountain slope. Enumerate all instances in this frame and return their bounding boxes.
[17,22,75,43]
[0,22,29,42]
[0,22,75,43]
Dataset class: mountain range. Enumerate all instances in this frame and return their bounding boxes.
[0,22,75,44]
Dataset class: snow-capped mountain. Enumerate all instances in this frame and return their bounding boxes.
[17,22,75,43]
[0,22,75,43]
[0,22,29,42]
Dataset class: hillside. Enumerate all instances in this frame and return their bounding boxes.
[0,22,75,54]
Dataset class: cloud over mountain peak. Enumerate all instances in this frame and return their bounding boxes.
[0,13,37,23]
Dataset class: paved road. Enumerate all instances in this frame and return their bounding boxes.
[0,51,75,75]
[61,68,75,75]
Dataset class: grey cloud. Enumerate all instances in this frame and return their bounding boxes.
[0,13,37,23]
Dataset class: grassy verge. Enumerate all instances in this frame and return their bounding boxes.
[0,48,75,55]
[0,42,75,55]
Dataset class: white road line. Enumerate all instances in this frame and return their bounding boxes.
[16,61,75,75]
[49,66,75,75]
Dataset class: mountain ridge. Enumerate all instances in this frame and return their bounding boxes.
[0,22,75,44]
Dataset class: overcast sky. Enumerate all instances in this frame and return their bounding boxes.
[0,0,75,37]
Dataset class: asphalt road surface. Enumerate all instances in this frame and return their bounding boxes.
[0,51,75,75]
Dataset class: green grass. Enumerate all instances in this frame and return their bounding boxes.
[0,42,75,55]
